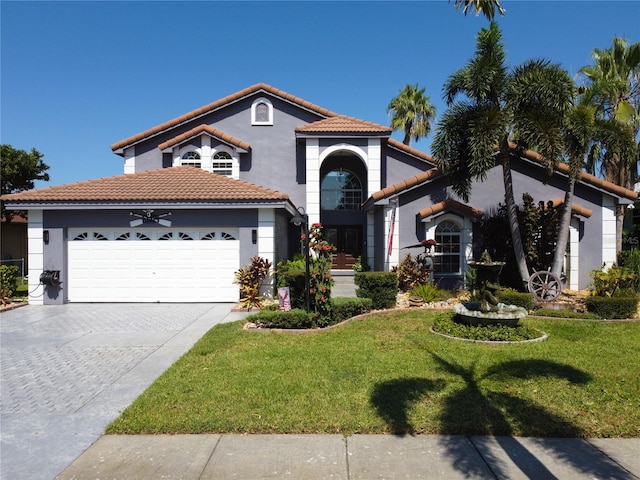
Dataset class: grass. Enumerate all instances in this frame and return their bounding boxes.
[107,311,640,438]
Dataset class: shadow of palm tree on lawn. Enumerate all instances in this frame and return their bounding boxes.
[370,377,444,436]
[370,353,627,478]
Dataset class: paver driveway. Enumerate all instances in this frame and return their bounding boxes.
[0,303,248,480]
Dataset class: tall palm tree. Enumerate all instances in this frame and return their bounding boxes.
[387,84,437,146]
[432,23,572,288]
[452,0,506,20]
[580,37,640,252]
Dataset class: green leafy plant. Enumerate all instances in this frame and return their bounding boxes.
[0,265,19,299]
[589,266,637,297]
[409,283,450,303]
[234,256,272,310]
[393,253,433,291]
[248,309,314,329]
[617,249,640,292]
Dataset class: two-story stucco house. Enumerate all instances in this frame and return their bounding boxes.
[3,83,637,305]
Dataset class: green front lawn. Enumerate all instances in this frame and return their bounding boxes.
[107,311,640,438]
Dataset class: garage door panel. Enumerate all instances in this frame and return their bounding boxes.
[67,229,240,302]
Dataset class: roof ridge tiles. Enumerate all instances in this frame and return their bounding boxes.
[1,167,289,203]
[111,83,339,152]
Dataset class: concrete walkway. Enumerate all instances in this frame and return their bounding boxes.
[2,303,639,480]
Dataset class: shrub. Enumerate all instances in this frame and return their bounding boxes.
[532,308,599,319]
[248,309,315,329]
[617,249,640,292]
[331,297,373,323]
[234,256,272,310]
[409,283,451,303]
[498,288,535,310]
[393,254,433,291]
[0,265,19,299]
[585,296,639,319]
[355,272,398,310]
[589,266,637,297]
[276,258,307,310]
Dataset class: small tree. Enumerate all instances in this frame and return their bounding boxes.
[1,145,50,222]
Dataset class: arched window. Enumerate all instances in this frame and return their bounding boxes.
[321,169,362,210]
[434,220,461,274]
[251,97,273,125]
[212,151,233,176]
[181,151,201,168]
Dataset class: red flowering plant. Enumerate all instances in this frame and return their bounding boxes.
[301,223,336,325]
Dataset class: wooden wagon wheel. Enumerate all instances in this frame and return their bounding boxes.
[528,271,562,302]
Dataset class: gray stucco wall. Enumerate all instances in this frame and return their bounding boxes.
[128,93,324,210]
[394,159,612,290]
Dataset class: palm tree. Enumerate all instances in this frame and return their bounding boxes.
[387,84,437,146]
[580,37,640,252]
[432,23,572,288]
[452,0,506,20]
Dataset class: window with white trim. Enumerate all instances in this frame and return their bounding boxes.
[434,220,461,274]
[212,151,233,176]
[251,97,273,125]
[181,151,201,168]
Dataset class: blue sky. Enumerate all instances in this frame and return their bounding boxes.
[1,1,639,189]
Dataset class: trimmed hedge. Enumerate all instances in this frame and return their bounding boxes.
[331,297,373,323]
[355,271,398,310]
[498,289,535,310]
[585,296,639,319]
[248,309,314,329]
[250,298,373,329]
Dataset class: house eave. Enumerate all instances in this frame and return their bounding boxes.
[4,200,294,211]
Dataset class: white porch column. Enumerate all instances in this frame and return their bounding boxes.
[602,196,617,269]
[367,139,382,195]
[305,139,321,225]
[27,210,44,305]
[384,201,399,271]
[568,218,580,290]
[258,209,276,299]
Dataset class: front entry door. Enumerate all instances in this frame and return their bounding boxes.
[325,226,361,269]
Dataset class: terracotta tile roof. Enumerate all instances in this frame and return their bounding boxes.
[158,124,250,152]
[295,116,392,134]
[369,168,442,203]
[1,167,289,204]
[387,138,437,165]
[511,143,638,201]
[418,199,484,220]
[550,198,593,218]
[111,83,338,152]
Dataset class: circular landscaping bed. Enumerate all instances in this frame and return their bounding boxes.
[430,312,547,344]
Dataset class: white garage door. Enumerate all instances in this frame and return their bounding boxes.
[67,228,240,302]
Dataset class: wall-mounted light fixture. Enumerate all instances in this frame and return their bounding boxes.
[43,230,50,245]
[252,229,257,244]
[129,210,172,227]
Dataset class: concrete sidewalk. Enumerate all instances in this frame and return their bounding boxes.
[57,433,640,479]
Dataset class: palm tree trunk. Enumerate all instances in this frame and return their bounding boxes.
[552,175,575,276]
[501,154,530,288]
